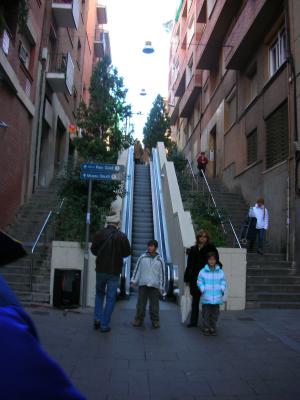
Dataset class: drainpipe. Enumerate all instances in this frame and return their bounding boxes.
[285,0,299,263]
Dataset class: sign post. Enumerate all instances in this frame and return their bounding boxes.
[80,163,125,307]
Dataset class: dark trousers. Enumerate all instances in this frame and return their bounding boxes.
[202,304,220,330]
[249,228,265,252]
[190,291,201,325]
[135,286,160,322]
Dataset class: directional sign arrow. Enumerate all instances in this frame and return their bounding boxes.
[80,171,125,181]
[80,163,125,173]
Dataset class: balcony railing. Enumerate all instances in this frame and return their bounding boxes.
[47,52,74,95]
[52,0,80,30]
[94,29,111,63]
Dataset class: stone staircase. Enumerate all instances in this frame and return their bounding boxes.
[246,253,300,309]
[1,181,61,303]
[131,165,154,275]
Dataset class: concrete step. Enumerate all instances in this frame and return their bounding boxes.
[247,253,286,263]
[247,284,300,293]
[246,292,300,302]
[246,301,300,309]
[247,276,300,284]
[247,268,295,276]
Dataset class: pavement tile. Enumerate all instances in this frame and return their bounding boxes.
[28,302,300,400]
[208,378,255,396]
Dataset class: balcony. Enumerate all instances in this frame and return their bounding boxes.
[225,0,284,70]
[94,29,111,63]
[52,0,80,30]
[179,70,201,117]
[46,53,74,95]
[96,3,107,24]
[195,0,243,70]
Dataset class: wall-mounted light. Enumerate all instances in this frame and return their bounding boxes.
[140,89,147,96]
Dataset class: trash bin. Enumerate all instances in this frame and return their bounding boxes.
[53,269,81,308]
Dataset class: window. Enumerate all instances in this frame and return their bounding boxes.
[225,88,236,130]
[186,55,193,87]
[245,63,258,105]
[1,30,10,55]
[266,102,288,169]
[247,129,257,165]
[269,27,287,77]
[203,80,209,109]
[77,39,82,69]
[19,41,30,69]
[187,17,194,47]
[207,0,217,18]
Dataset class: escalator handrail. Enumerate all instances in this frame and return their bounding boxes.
[151,149,174,296]
[121,146,135,295]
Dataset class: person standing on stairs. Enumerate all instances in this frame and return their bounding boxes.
[197,151,209,176]
[248,198,269,255]
[131,240,165,329]
[134,140,143,165]
[184,230,221,328]
[91,212,131,333]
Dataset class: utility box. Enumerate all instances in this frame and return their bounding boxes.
[53,269,81,308]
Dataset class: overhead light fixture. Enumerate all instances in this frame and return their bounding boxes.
[142,41,154,54]
[140,89,147,96]
[0,120,9,129]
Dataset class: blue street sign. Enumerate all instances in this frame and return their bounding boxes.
[80,172,124,181]
[81,163,125,173]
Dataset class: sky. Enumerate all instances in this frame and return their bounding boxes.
[106,0,179,141]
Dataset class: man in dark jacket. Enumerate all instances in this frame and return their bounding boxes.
[184,230,221,327]
[91,214,131,332]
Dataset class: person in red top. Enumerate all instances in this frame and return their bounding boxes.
[197,151,209,175]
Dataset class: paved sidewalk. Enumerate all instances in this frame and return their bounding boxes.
[28,298,300,400]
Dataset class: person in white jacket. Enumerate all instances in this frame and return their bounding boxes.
[249,198,269,255]
[131,240,165,328]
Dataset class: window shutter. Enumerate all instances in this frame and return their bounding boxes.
[266,101,288,169]
[247,129,257,165]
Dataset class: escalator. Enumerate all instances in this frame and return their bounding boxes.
[121,146,176,297]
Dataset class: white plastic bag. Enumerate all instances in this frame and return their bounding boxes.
[180,285,192,323]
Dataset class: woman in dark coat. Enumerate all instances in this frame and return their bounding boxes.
[184,229,221,327]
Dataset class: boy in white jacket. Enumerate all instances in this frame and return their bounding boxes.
[249,197,269,255]
[131,240,165,328]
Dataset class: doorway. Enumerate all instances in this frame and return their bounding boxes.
[54,118,66,175]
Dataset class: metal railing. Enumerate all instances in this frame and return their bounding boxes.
[120,146,134,296]
[30,198,65,292]
[186,160,241,248]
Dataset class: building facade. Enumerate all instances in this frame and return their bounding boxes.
[0,0,110,229]
[168,0,300,263]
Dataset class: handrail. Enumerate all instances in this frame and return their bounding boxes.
[151,149,173,296]
[186,160,241,248]
[30,197,65,291]
[121,146,134,296]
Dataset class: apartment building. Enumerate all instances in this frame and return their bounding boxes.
[0,0,110,229]
[168,0,300,262]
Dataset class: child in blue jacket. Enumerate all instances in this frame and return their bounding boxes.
[197,252,227,336]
